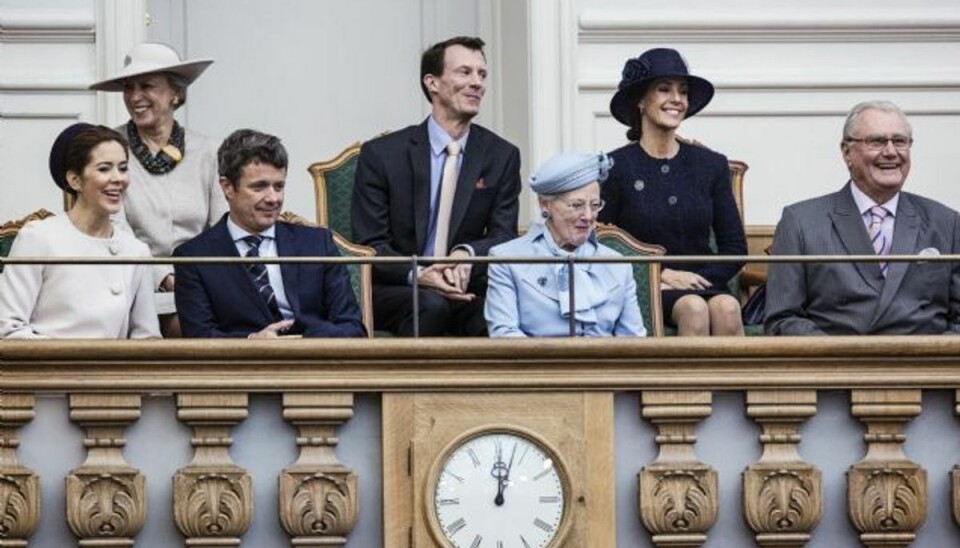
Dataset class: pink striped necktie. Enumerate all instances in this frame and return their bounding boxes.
[867,205,891,276]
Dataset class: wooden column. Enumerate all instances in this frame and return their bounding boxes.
[743,390,821,548]
[279,393,358,547]
[173,394,252,547]
[66,394,146,547]
[0,394,40,547]
[848,390,926,548]
[638,391,717,548]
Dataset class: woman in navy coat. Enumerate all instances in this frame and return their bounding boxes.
[485,152,646,337]
[599,48,747,336]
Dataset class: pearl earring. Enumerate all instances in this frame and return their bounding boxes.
[541,210,549,219]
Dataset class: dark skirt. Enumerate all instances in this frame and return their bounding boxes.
[662,288,732,325]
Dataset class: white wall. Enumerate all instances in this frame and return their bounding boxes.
[145,0,523,224]
[5,1,960,228]
[1,0,528,225]
[532,0,960,224]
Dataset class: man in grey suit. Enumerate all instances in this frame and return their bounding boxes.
[765,100,960,335]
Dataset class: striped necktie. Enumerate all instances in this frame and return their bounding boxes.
[867,206,891,276]
[242,235,282,320]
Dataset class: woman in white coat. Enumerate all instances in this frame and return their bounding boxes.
[0,124,160,339]
[485,152,646,337]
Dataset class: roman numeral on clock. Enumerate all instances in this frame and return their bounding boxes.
[467,447,481,468]
[469,534,482,548]
[437,498,460,506]
[446,517,467,536]
[533,518,554,533]
[539,495,560,503]
[520,535,532,548]
[517,443,530,466]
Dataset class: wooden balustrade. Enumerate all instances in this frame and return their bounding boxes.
[3,336,960,546]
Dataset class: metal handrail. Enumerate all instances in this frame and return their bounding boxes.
[2,253,956,337]
[2,254,958,266]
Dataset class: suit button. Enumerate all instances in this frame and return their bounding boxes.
[110,284,123,296]
[668,196,678,205]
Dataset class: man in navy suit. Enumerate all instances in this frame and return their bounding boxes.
[352,36,522,336]
[175,129,365,338]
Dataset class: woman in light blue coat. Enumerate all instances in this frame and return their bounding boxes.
[485,152,646,337]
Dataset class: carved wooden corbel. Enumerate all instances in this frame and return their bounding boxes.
[743,390,821,548]
[638,391,717,548]
[173,393,252,547]
[279,393,358,547]
[65,394,145,547]
[848,389,926,548]
[953,389,960,530]
[0,393,40,547]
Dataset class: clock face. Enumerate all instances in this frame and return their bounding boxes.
[429,429,568,548]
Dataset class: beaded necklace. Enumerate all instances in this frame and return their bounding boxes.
[126,120,185,175]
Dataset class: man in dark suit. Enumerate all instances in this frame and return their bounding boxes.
[766,100,960,335]
[352,36,522,336]
[175,129,365,338]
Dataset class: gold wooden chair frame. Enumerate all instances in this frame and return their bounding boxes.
[595,223,666,337]
[0,208,56,240]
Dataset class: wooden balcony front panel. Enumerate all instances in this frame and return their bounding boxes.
[3,337,960,547]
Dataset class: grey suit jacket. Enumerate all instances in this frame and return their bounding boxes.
[765,183,960,335]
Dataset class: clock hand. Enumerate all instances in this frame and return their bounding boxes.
[494,473,505,506]
[493,441,519,506]
[491,440,508,506]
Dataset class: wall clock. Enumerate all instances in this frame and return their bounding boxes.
[383,392,615,547]
[425,426,571,547]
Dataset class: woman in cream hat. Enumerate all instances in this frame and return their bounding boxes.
[485,152,646,337]
[599,48,747,336]
[0,124,159,338]
[90,42,226,337]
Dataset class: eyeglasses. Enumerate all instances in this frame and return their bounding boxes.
[844,135,913,151]
[561,199,606,215]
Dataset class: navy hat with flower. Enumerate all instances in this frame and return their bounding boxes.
[609,48,715,128]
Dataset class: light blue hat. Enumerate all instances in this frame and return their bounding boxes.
[529,152,614,196]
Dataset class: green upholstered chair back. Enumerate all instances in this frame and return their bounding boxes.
[595,224,666,337]
[0,209,56,273]
[308,142,362,241]
[278,212,374,337]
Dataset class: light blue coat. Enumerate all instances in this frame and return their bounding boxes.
[485,223,646,337]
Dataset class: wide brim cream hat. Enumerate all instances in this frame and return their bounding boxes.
[89,42,213,91]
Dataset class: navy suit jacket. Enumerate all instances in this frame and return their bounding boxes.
[351,119,521,287]
[173,216,365,338]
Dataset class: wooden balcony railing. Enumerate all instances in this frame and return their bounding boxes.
[3,337,960,546]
